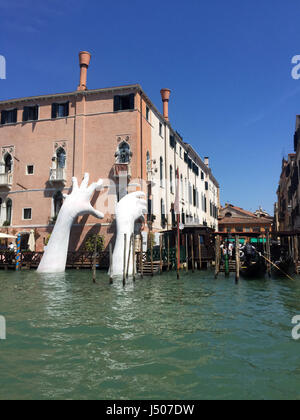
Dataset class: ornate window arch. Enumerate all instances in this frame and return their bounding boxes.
[3,152,12,173]
[160,157,163,187]
[115,141,132,164]
[6,198,12,225]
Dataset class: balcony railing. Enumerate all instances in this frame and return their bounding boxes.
[0,173,13,188]
[49,168,66,183]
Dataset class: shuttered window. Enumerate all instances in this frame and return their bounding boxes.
[51,102,69,118]
[1,109,17,125]
[23,105,38,122]
[113,94,135,111]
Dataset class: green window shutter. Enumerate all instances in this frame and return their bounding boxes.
[65,102,69,117]
[34,106,39,120]
[114,95,120,112]
[12,109,17,123]
[129,93,135,110]
[51,103,57,119]
[23,107,28,122]
[1,111,7,125]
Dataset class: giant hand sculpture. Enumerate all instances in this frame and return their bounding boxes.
[110,191,147,278]
[37,173,104,273]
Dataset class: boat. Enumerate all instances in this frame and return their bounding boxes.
[272,256,294,277]
[240,246,266,278]
[271,245,294,277]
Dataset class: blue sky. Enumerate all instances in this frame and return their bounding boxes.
[1,0,300,214]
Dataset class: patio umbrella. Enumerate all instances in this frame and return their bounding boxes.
[0,233,17,239]
[28,230,35,252]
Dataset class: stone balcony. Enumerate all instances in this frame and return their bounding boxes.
[0,173,13,189]
[113,163,132,180]
[49,168,67,185]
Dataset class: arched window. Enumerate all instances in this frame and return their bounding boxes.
[53,191,63,217]
[225,212,232,218]
[6,199,12,225]
[171,206,176,227]
[56,148,66,169]
[160,157,163,187]
[115,141,132,164]
[161,199,166,228]
[170,165,173,194]
[182,209,185,225]
[4,153,12,173]
[180,174,183,199]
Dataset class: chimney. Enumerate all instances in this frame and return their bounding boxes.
[77,51,91,91]
[204,157,209,167]
[160,88,171,121]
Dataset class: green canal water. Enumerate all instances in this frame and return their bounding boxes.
[0,269,300,400]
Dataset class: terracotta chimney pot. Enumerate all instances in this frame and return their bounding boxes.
[160,88,171,121]
[78,51,91,91]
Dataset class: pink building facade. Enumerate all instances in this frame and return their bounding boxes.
[0,52,219,252]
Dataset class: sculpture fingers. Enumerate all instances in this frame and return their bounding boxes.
[130,191,146,199]
[80,173,90,190]
[72,177,79,191]
[87,179,103,196]
[87,205,104,219]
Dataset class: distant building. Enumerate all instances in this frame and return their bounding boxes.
[0,51,219,251]
[276,154,297,232]
[218,204,273,236]
[275,112,300,232]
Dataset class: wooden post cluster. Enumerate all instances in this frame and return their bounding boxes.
[215,235,220,278]
[266,231,271,277]
[294,235,299,274]
[235,235,240,283]
[198,234,202,270]
[140,233,144,278]
[191,234,195,273]
[92,236,97,283]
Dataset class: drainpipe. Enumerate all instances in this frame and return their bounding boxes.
[140,92,143,182]
[164,122,169,230]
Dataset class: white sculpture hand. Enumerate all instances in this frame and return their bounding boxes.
[111,191,147,278]
[65,173,104,220]
[37,173,104,273]
[115,191,147,229]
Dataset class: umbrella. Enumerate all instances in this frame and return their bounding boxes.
[28,230,35,252]
[0,233,17,239]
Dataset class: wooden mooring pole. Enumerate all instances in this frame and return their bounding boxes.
[215,235,220,278]
[92,237,97,284]
[123,234,127,286]
[191,234,195,273]
[294,235,299,274]
[167,235,170,272]
[176,231,180,279]
[159,234,163,274]
[126,234,133,279]
[132,235,136,282]
[198,234,202,270]
[140,233,144,279]
[109,243,113,284]
[235,235,240,283]
[185,234,189,272]
[266,230,271,277]
[150,233,154,277]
